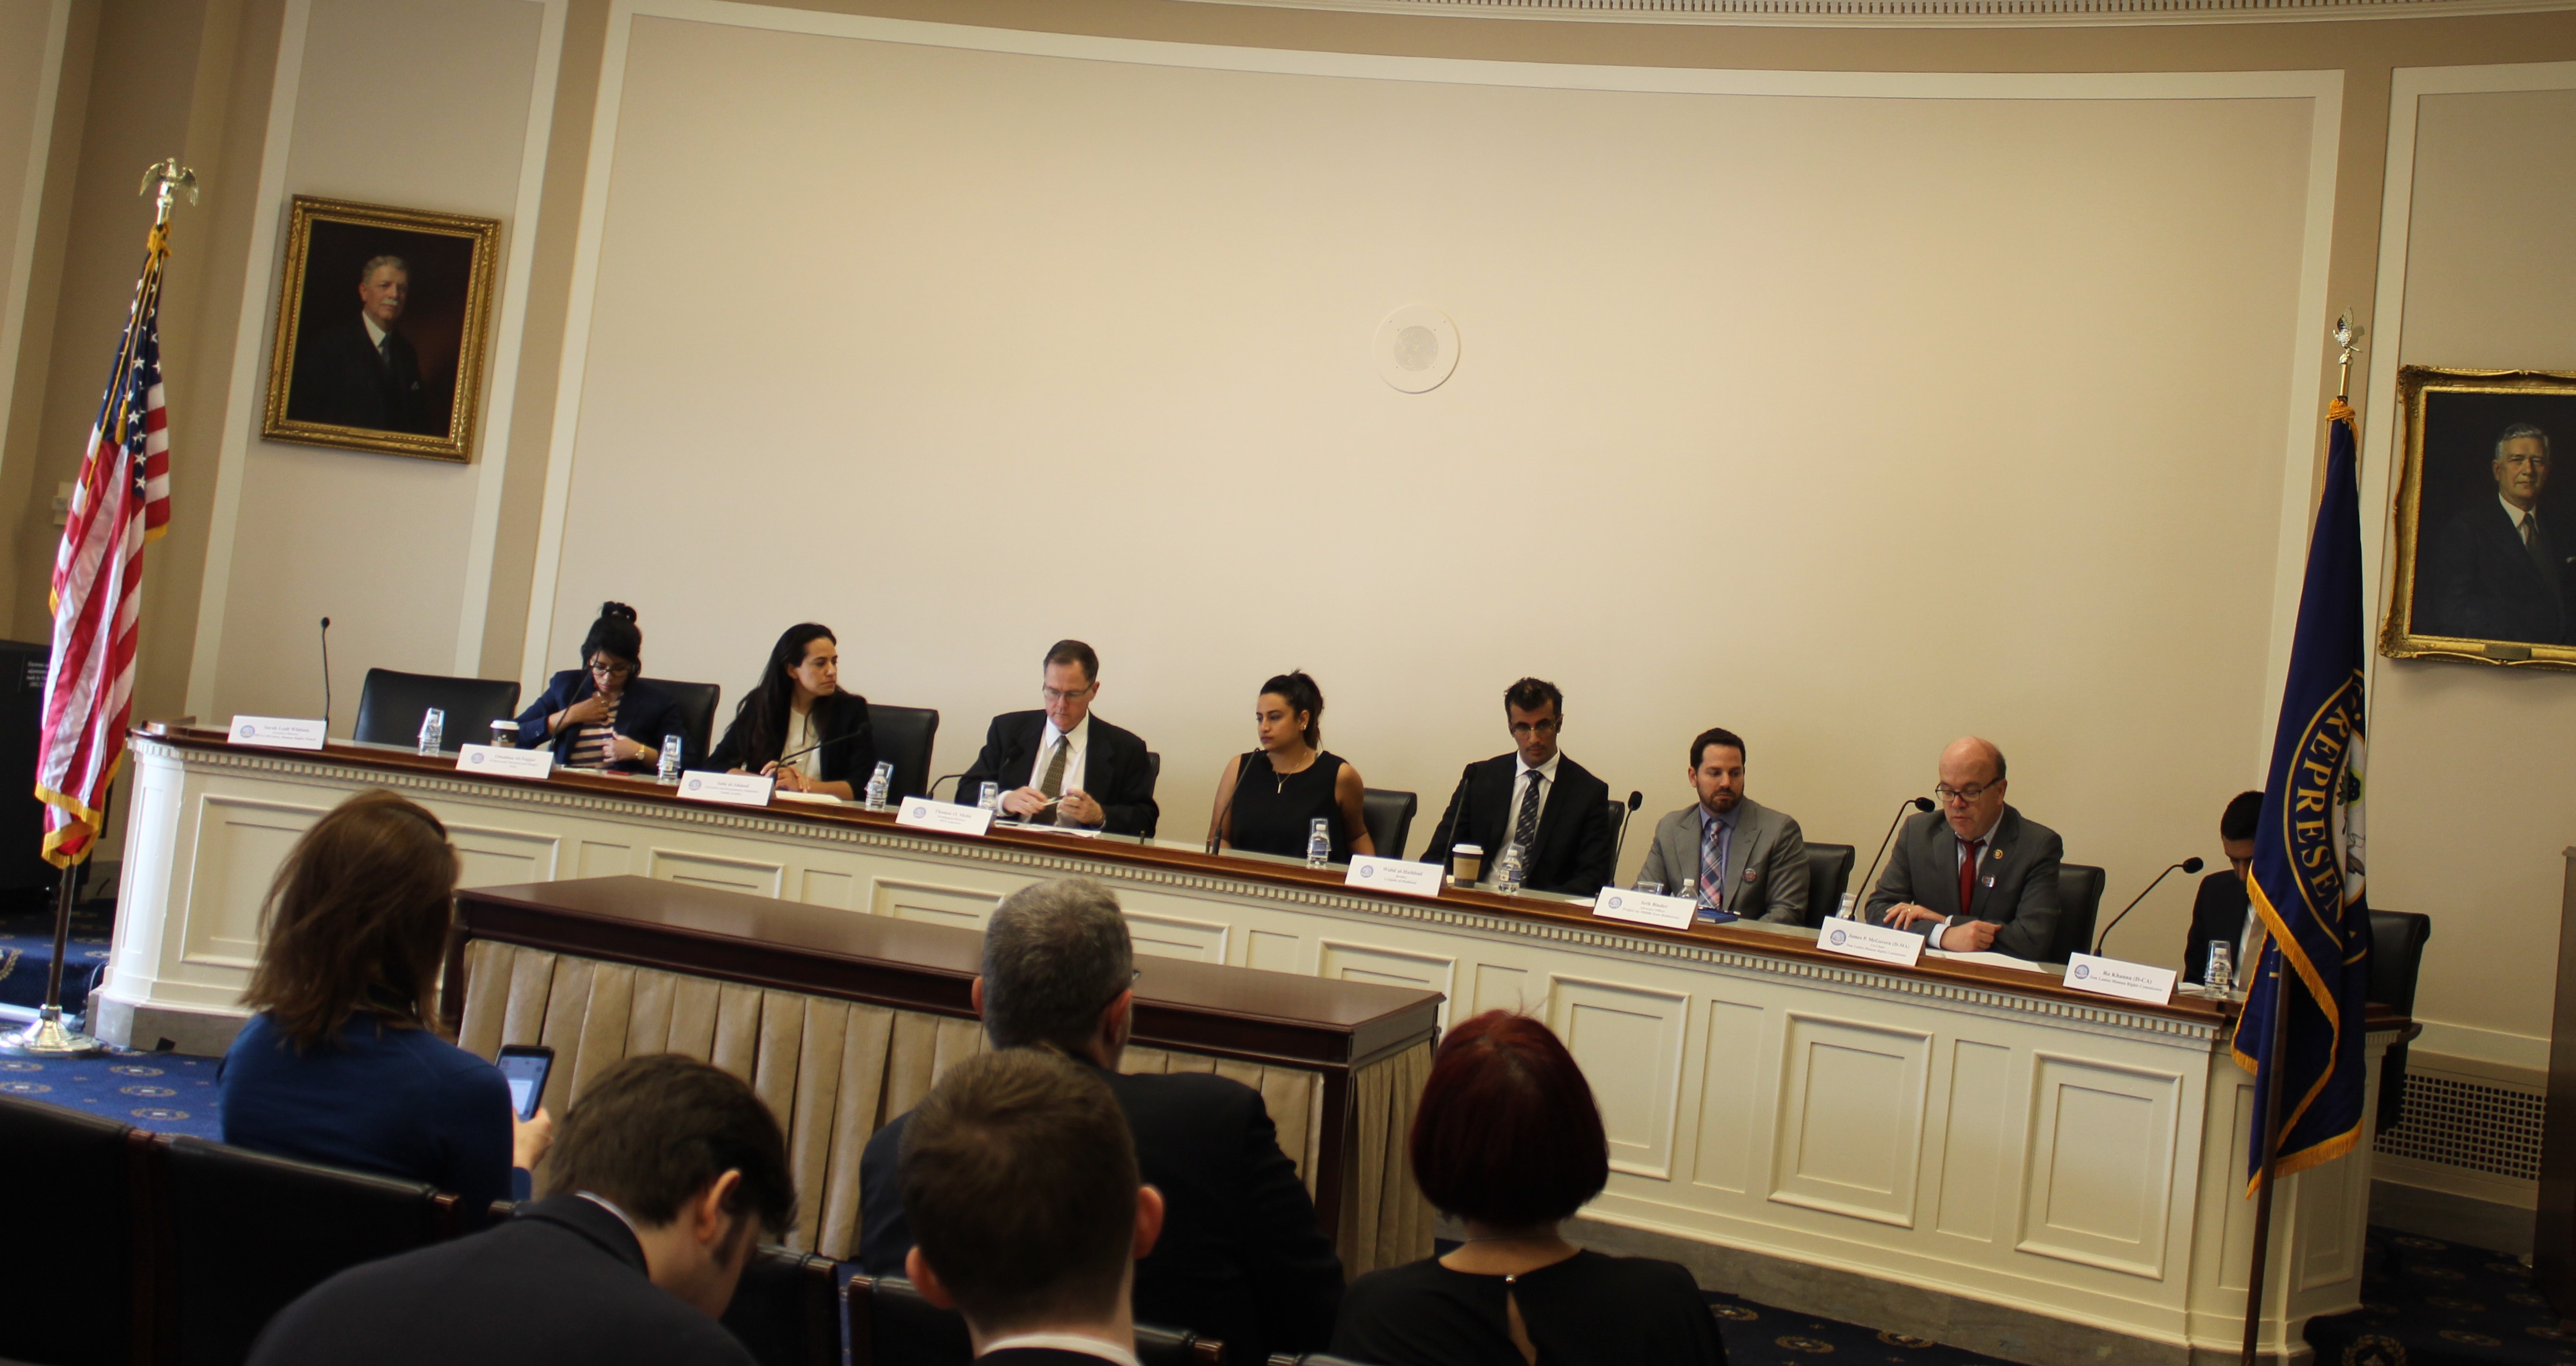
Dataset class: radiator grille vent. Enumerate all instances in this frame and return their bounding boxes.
[2375,1073,2544,1182]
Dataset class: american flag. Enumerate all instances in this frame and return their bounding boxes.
[36,230,172,867]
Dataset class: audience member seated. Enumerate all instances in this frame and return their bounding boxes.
[219,790,549,1215]
[708,622,875,800]
[513,600,697,771]
[247,1054,795,1366]
[2183,789,2265,984]
[902,1049,1168,1365]
[1208,671,1374,863]
[860,878,1342,1364]
[1330,1011,1728,1366]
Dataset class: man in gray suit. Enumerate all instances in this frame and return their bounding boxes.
[1634,727,1809,924]
[1866,737,2062,959]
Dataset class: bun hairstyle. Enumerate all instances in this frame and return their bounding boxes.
[581,601,643,670]
[1260,671,1324,749]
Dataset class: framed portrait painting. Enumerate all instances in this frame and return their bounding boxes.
[261,196,500,461]
[2380,366,2576,670]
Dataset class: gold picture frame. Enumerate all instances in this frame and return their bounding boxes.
[261,196,501,462]
[2380,365,2576,670]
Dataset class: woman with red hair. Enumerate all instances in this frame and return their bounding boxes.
[1331,1011,1727,1365]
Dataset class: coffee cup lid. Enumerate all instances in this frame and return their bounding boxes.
[1453,844,1483,855]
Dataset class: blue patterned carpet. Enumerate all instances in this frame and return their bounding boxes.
[1703,1291,2013,1366]
[2306,1229,2567,1366]
[0,1046,222,1137]
[0,897,112,1014]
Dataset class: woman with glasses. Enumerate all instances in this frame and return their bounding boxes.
[512,601,696,771]
[709,623,876,799]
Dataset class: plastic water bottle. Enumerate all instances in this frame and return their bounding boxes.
[657,735,683,783]
[1496,843,1528,895]
[1633,880,1665,896]
[2206,942,2234,996]
[977,781,1000,812]
[416,707,445,756]
[1306,818,1331,868]
[1839,892,1859,920]
[864,761,894,811]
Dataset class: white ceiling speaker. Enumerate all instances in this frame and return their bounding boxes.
[1375,305,1459,394]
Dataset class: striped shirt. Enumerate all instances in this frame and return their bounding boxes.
[567,694,621,767]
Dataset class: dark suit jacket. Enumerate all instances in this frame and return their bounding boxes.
[860,1058,1342,1366]
[2181,866,2250,984]
[982,1350,1132,1365]
[1414,753,1613,894]
[2425,497,2570,644]
[513,670,698,771]
[246,1196,754,1366]
[1863,806,2063,962]
[708,691,876,788]
[287,314,434,434]
[956,710,1160,837]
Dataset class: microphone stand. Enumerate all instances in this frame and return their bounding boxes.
[1607,790,1643,888]
[1852,796,1937,920]
[2093,857,2202,958]
[1205,751,1260,856]
[318,617,333,737]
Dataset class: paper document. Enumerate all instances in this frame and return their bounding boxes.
[1926,948,2045,970]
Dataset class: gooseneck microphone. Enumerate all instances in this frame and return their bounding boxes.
[2093,856,2205,957]
[1205,751,1262,855]
[927,772,970,802]
[1437,767,1476,877]
[1851,796,1938,920]
[1608,790,1643,886]
[771,728,870,770]
[318,618,333,738]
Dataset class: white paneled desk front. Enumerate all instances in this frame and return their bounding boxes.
[107,726,2398,1357]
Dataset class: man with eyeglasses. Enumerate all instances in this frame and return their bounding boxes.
[2425,422,2569,645]
[1864,737,2063,960]
[1415,678,1614,893]
[955,640,1161,836]
[857,879,1343,1365]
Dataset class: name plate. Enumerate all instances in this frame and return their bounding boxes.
[676,770,773,808]
[1593,887,1699,931]
[2062,952,2178,1005]
[1344,855,1445,899]
[1816,917,1927,967]
[897,797,994,837]
[455,744,554,781]
[227,716,326,750]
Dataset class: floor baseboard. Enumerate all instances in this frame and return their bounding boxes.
[2369,1179,2535,1257]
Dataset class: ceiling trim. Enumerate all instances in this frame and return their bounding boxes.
[1175,0,2576,29]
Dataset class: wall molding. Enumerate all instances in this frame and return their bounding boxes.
[0,0,72,518]
[1173,0,2576,28]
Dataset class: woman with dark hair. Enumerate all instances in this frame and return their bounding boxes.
[219,790,550,1215]
[512,601,696,771]
[708,623,876,799]
[1331,1011,1727,1366]
[1208,670,1373,863]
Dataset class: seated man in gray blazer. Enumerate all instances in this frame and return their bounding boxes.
[1865,736,2062,959]
[1635,727,1809,924]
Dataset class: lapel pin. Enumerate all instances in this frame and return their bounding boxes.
[1983,875,1997,888]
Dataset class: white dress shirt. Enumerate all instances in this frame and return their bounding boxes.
[1502,751,1561,852]
[782,706,820,778]
[1925,811,2004,948]
[2505,494,2542,544]
[1030,715,1100,828]
[978,1333,1141,1366]
[362,313,389,351]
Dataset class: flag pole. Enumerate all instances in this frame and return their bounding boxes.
[2238,948,2292,1365]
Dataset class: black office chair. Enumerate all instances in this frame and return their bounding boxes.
[1361,788,1417,861]
[0,1096,155,1366]
[1803,842,1857,928]
[652,678,721,764]
[719,1243,840,1366]
[870,705,939,801]
[2368,908,2432,1134]
[352,669,521,751]
[2048,863,2107,965]
[159,1134,459,1366]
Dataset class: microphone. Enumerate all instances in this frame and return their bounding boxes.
[1205,751,1262,856]
[771,727,871,770]
[1608,790,1643,887]
[1434,767,1476,878]
[927,772,970,802]
[1852,796,1938,920]
[318,618,333,738]
[2093,856,2205,958]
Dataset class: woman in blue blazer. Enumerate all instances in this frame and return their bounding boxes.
[512,602,696,771]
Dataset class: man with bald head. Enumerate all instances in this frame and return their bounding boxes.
[1863,737,2063,960]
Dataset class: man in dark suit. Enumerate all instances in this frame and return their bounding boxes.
[956,640,1159,836]
[2423,422,2568,644]
[902,1050,1169,1366]
[2182,789,2263,985]
[1416,677,1613,893]
[248,1055,795,1366]
[287,254,435,434]
[861,879,1340,1365]
[1867,737,2063,960]
[1634,726,1810,923]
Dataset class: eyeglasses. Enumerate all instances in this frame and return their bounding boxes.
[1933,782,2000,805]
[1042,684,1097,704]
[588,659,632,678]
[1101,967,1142,1012]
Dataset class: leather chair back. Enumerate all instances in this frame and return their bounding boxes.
[841,1276,1220,1366]
[871,705,939,802]
[352,669,521,750]
[1803,843,1857,928]
[718,1243,840,1366]
[159,1134,455,1366]
[2368,908,2433,1133]
[652,679,722,762]
[2048,863,2107,964]
[0,1096,154,1366]
[1361,788,1417,862]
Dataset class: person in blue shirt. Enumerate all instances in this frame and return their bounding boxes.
[219,790,550,1215]
[514,600,696,771]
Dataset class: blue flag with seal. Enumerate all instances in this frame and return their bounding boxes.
[2231,398,2372,1193]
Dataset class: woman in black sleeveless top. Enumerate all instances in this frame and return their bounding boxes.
[1210,671,1375,863]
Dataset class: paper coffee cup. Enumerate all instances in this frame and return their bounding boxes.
[1451,844,1484,884]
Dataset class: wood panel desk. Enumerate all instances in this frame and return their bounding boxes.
[105,724,2407,1360]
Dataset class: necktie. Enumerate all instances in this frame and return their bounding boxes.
[1958,839,1984,917]
[1511,773,1544,855]
[1699,817,1724,912]
[1034,737,1070,826]
[2523,511,2538,548]
[377,336,393,369]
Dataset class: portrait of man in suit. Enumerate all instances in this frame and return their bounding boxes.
[2420,421,2567,644]
[2388,372,2576,666]
[287,254,435,435]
